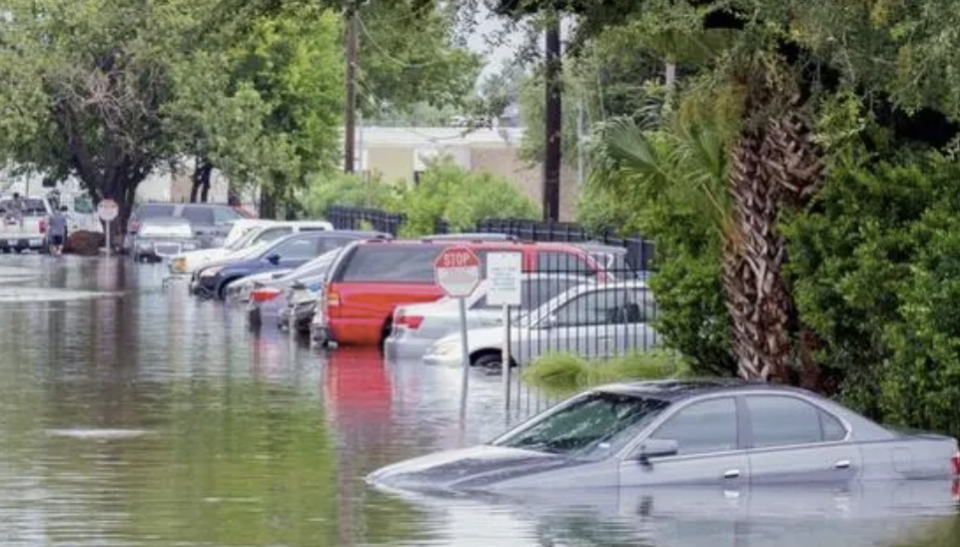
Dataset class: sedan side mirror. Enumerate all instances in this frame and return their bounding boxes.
[633,438,679,465]
[266,253,281,265]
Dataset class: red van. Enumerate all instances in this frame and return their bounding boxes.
[320,238,608,346]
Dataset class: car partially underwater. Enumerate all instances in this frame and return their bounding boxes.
[367,379,960,493]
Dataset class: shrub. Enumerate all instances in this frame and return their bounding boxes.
[398,156,537,237]
[298,171,400,219]
[522,350,693,397]
[783,155,960,436]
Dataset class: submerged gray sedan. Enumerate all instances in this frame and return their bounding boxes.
[367,380,960,493]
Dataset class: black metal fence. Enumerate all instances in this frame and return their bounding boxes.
[327,205,657,271]
[502,266,661,368]
[326,206,406,236]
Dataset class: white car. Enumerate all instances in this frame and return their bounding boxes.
[422,280,659,369]
[384,273,593,361]
[224,268,295,303]
[170,220,332,274]
[221,219,279,247]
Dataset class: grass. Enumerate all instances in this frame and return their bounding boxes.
[521,349,694,397]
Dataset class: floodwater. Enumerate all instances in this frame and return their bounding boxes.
[0,255,957,547]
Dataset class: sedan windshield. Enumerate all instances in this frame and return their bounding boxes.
[491,391,670,459]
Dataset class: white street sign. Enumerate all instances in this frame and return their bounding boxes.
[97,199,119,222]
[487,252,523,306]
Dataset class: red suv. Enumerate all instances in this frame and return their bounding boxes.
[320,238,609,346]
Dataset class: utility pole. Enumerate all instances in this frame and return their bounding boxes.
[542,13,562,222]
[344,6,359,173]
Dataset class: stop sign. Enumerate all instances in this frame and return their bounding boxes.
[434,246,481,298]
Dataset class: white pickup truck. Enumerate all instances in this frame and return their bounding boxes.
[0,196,53,253]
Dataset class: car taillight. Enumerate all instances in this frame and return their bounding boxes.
[951,452,959,475]
[327,289,340,308]
[395,312,424,330]
[39,218,47,234]
[251,288,280,303]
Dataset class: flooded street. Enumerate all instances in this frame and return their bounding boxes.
[0,255,958,547]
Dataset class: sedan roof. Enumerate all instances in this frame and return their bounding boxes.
[598,378,817,402]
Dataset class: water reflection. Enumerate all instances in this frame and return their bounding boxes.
[0,254,957,547]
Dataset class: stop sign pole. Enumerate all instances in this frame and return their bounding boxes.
[434,245,482,410]
[97,198,119,257]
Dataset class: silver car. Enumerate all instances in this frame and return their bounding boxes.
[132,217,199,263]
[368,379,960,493]
[423,279,659,368]
[384,273,593,361]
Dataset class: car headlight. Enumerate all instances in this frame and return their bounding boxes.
[429,339,461,357]
[200,266,222,278]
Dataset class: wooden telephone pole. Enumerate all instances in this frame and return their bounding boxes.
[542,14,562,222]
[344,7,359,173]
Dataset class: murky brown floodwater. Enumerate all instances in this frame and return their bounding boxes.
[0,254,958,547]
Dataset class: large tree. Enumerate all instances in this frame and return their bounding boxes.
[0,0,182,239]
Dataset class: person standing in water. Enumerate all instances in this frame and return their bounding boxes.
[48,207,68,256]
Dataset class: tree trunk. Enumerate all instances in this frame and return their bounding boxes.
[190,157,213,203]
[723,82,825,385]
[259,187,277,219]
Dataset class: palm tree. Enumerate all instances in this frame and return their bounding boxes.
[594,69,824,383]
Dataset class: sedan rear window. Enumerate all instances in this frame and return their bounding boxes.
[338,245,445,283]
[491,392,670,459]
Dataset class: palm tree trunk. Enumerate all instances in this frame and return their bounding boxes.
[723,86,824,384]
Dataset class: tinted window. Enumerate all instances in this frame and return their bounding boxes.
[746,396,824,448]
[492,392,670,459]
[537,251,593,275]
[649,397,738,456]
[272,237,319,260]
[181,206,215,225]
[339,245,444,283]
[820,410,847,442]
[553,288,654,327]
[135,204,176,220]
[1,199,47,216]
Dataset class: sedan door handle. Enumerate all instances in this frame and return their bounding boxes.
[723,469,740,479]
[834,460,851,469]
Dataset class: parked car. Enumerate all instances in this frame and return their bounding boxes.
[384,273,594,360]
[224,269,295,302]
[367,379,960,493]
[570,242,653,281]
[423,280,658,369]
[246,248,343,326]
[221,219,279,247]
[124,202,248,252]
[195,230,390,300]
[0,195,53,253]
[171,220,333,275]
[317,239,609,348]
[132,217,200,263]
[276,272,330,334]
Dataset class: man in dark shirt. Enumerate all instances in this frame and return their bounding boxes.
[49,208,68,255]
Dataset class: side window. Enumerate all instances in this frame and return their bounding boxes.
[272,238,318,260]
[537,251,592,276]
[299,225,329,232]
[255,227,292,244]
[745,396,826,448]
[340,245,444,282]
[648,397,738,456]
[552,290,620,327]
[820,410,848,442]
